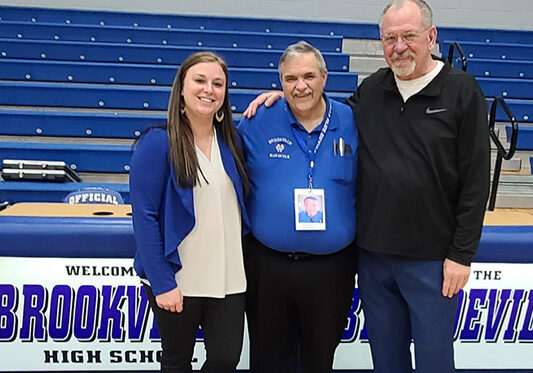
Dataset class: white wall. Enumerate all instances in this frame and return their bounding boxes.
[1,0,532,31]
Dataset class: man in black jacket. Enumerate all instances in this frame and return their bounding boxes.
[345,1,489,372]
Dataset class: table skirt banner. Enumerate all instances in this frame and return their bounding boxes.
[0,257,532,370]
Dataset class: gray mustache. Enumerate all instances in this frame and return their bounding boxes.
[293,87,313,96]
[391,51,416,61]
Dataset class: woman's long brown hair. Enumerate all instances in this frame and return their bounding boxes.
[167,51,248,193]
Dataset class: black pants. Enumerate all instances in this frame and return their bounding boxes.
[144,284,245,373]
[244,235,357,373]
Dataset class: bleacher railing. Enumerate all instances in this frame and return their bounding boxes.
[447,41,524,210]
[446,41,467,71]
[488,97,519,211]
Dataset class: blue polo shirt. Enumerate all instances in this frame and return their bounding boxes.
[238,95,357,254]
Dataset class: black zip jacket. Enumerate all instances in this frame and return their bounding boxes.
[346,60,490,265]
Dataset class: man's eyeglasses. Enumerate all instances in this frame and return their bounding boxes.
[381,30,427,46]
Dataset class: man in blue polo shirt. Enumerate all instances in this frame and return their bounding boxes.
[238,41,358,373]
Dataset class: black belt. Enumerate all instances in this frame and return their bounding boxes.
[286,252,311,260]
[247,234,328,261]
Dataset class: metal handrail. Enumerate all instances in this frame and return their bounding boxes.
[487,97,519,211]
[447,42,467,71]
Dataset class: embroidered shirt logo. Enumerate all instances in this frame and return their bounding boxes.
[426,107,447,115]
[268,137,292,159]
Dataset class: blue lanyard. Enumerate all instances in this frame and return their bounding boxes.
[291,101,332,189]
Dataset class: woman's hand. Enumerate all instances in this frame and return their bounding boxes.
[155,286,184,313]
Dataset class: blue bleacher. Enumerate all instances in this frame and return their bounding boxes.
[506,126,533,151]
[0,59,358,91]
[0,81,350,113]
[445,36,533,159]
[465,58,532,79]
[0,80,170,110]
[0,6,379,38]
[439,26,533,45]
[0,6,359,204]
[445,36,533,178]
[504,125,533,176]
[0,79,352,111]
[0,141,132,173]
[3,79,526,123]
[0,109,246,139]
[0,20,344,52]
[488,99,532,123]
[2,5,533,203]
[0,38,350,70]
[0,109,164,138]
[4,6,533,45]
[443,40,533,61]
[476,77,533,100]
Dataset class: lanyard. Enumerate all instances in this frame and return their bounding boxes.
[291,101,332,189]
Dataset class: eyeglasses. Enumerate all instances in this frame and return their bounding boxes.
[381,30,427,46]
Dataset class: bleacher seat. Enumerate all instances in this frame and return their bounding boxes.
[506,126,533,150]
[0,141,132,173]
[439,26,533,45]
[0,6,379,38]
[0,59,358,91]
[0,81,350,113]
[443,40,533,61]
[476,77,533,100]
[0,109,164,138]
[504,126,533,176]
[488,99,532,123]
[0,20,344,52]
[0,38,351,70]
[465,58,532,79]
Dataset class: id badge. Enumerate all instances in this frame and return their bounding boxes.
[294,188,326,231]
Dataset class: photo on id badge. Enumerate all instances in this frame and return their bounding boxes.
[294,188,326,231]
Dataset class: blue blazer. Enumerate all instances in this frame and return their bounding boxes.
[129,127,250,296]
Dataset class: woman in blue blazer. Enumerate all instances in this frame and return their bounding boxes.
[130,51,250,373]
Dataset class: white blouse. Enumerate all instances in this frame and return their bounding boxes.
[175,130,246,298]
